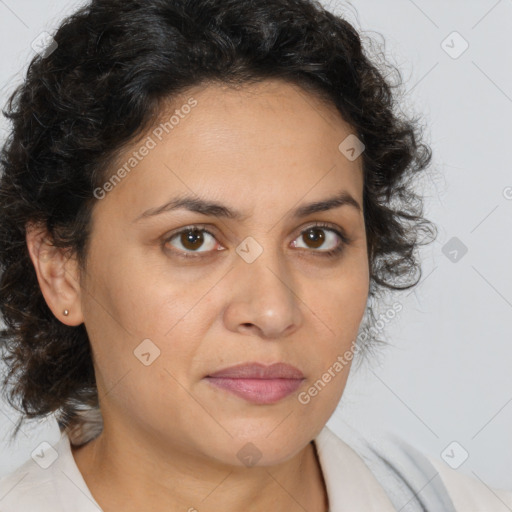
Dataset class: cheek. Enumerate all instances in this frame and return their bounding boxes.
[80,257,206,428]
[81,242,219,394]
[83,243,183,337]
[290,264,369,417]
[311,263,369,339]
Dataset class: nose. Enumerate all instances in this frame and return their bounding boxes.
[222,246,303,339]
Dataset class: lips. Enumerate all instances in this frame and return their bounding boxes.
[207,362,304,379]
[205,362,305,405]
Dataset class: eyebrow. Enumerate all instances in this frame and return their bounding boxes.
[133,190,362,223]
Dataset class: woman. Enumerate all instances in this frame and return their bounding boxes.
[0,0,510,510]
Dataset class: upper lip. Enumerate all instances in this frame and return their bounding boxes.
[207,362,304,379]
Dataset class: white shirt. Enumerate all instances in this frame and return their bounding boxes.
[1,425,511,511]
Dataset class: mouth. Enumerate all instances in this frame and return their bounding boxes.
[205,362,305,405]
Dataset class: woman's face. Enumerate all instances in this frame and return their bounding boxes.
[79,79,369,466]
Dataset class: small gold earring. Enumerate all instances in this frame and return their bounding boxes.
[63,309,69,316]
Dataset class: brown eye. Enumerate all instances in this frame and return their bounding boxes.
[302,227,325,249]
[180,229,204,251]
[165,227,219,254]
[292,225,342,253]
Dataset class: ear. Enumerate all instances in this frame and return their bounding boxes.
[25,222,84,326]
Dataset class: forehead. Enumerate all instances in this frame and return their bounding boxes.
[94,79,364,222]
[160,78,352,148]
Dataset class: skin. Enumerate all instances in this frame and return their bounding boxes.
[26,79,369,512]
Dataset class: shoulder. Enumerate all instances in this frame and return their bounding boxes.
[385,434,512,512]
[428,454,512,512]
[317,425,456,511]
[0,454,62,511]
[382,433,512,512]
[0,433,102,512]
[317,423,512,511]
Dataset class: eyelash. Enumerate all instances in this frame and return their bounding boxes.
[163,222,350,260]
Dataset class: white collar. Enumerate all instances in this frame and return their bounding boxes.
[1,426,395,511]
[313,425,395,511]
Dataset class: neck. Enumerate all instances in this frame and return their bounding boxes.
[71,422,329,512]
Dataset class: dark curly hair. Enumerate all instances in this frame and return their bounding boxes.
[0,0,435,444]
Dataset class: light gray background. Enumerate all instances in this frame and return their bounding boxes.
[1,0,511,494]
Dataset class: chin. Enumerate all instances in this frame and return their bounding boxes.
[202,423,314,468]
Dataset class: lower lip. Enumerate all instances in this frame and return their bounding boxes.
[205,377,304,404]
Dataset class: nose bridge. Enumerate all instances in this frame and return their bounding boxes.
[226,236,302,337]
